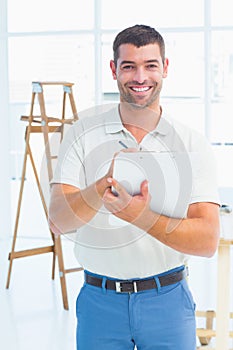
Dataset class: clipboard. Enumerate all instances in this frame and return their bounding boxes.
[112,151,193,218]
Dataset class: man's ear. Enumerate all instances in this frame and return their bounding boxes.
[110,60,117,80]
[163,58,169,78]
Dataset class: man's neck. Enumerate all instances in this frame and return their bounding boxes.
[119,103,162,143]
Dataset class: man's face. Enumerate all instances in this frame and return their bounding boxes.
[110,43,168,109]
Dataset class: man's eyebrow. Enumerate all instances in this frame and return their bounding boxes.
[120,59,160,65]
[145,59,160,64]
[120,60,135,65]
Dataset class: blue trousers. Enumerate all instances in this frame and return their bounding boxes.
[76,267,196,349]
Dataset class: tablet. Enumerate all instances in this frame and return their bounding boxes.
[112,151,193,218]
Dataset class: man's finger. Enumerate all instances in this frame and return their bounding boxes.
[111,178,131,199]
[102,187,118,203]
[140,180,149,197]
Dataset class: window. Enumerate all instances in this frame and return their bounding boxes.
[211,0,233,26]
[2,0,233,184]
[211,31,233,143]
[101,0,203,29]
[8,0,94,32]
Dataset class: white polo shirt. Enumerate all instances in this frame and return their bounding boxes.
[52,105,220,279]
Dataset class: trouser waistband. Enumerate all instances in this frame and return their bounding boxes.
[85,267,188,293]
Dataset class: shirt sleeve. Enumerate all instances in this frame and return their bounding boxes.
[189,135,220,205]
[51,122,86,189]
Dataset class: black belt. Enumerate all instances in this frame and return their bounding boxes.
[85,268,188,293]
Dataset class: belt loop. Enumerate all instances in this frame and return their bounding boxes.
[84,271,87,284]
[102,277,107,294]
[154,276,161,293]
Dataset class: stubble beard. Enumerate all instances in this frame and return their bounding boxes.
[117,81,162,110]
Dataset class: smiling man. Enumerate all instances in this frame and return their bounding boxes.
[49,25,220,350]
[111,43,167,110]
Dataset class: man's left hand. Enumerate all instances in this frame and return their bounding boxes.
[103,178,151,226]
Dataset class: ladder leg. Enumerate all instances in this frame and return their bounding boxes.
[6,134,29,288]
[27,143,57,280]
[60,91,67,140]
[29,92,36,120]
[62,91,66,120]
[51,237,56,280]
[55,235,69,310]
[68,87,78,120]
[37,86,68,307]
[27,145,49,217]
[37,91,53,181]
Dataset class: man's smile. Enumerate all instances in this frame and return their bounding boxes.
[129,86,152,92]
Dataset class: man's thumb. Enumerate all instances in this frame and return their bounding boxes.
[140,180,149,197]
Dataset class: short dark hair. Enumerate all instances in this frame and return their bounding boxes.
[113,24,165,65]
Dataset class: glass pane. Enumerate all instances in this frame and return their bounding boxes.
[8,0,94,32]
[102,33,119,95]
[211,31,233,101]
[212,145,233,187]
[8,35,95,111]
[162,99,205,134]
[101,0,203,29]
[164,32,204,98]
[210,31,233,143]
[210,102,233,143]
[211,0,233,26]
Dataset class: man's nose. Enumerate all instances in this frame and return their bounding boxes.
[133,67,147,84]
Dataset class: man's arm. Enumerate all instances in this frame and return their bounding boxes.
[103,179,220,257]
[49,176,111,235]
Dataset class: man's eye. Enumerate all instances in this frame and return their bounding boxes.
[122,65,134,70]
[147,64,158,70]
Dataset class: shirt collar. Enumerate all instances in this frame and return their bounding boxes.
[104,104,171,136]
[104,104,124,134]
[153,114,172,136]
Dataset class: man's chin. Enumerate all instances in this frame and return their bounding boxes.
[127,102,150,110]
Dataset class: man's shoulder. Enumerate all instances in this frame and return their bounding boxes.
[164,115,198,135]
[164,115,211,151]
[74,104,119,128]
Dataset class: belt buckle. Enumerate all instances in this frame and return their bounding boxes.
[115,281,138,293]
[115,281,123,293]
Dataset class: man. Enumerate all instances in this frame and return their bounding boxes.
[49,25,220,350]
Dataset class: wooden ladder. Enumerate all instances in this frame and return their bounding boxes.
[196,238,233,349]
[6,81,83,310]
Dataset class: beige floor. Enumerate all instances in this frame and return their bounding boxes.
[0,235,83,350]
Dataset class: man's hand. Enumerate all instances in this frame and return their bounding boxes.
[102,178,151,226]
[103,177,220,258]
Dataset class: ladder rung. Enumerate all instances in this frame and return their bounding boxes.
[64,267,83,274]
[46,117,75,124]
[196,310,233,319]
[196,329,216,337]
[32,81,74,87]
[8,246,54,259]
[21,116,75,126]
[196,328,233,338]
[26,125,62,133]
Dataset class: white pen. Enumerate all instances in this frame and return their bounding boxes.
[119,140,128,149]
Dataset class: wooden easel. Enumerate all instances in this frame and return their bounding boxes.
[6,81,83,310]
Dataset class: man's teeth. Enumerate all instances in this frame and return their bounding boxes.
[131,87,150,92]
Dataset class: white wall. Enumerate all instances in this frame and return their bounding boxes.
[0,0,11,238]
